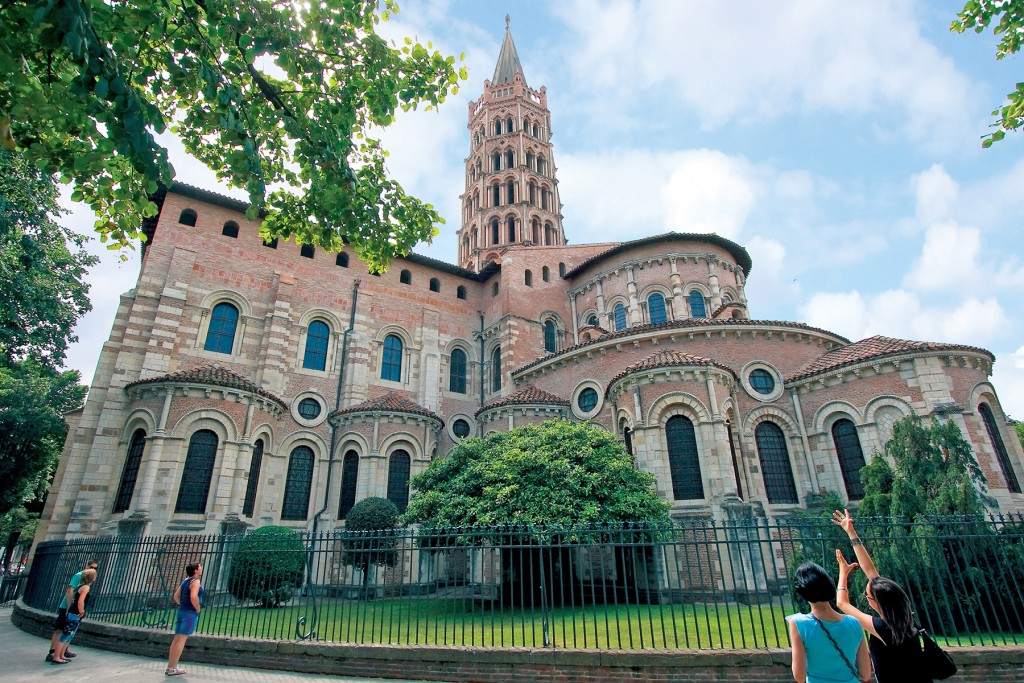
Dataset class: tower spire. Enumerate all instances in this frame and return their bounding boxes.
[492,16,526,88]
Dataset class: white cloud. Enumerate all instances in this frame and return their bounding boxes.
[912,164,958,226]
[800,289,1009,346]
[553,0,976,148]
[660,151,755,238]
[902,222,982,291]
[992,346,1024,420]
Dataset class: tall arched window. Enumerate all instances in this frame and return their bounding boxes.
[543,320,557,353]
[506,117,513,132]
[755,422,798,504]
[525,269,533,287]
[831,419,866,500]
[381,334,403,382]
[222,221,239,238]
[174,430,218,514]
[587,314,599,326]
[529,182,536,205]
[613,304,627,331]
[666,416,704,500]
[338,450,359,519]
[204,302,239,354]
[494,120,502,135]
[492,152,501,170]
[490,218,500,244]
[449,348,468,393]
[491,346,501,392]
[648,293,668,324]
[689,290,707,318]
[113,429,147,513]
[531,218,539,243]
[506,216,515,242]
[506,179,515,204]
[457,285,467,300]
[303,320,330,371]
[242,438,264,518]
[178,209,197,226]
[400,269,412,285]
[281,445,314,520]
[542,266,550,282]
[505,150,514,168]
[559,262,566,277]
[387,450,411,513]
[979,403,1022,493]
[429,278,440,293]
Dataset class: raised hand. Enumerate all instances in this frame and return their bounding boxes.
[831,508,856,537]
[836,548,859,577]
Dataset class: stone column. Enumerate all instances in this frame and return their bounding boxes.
[669,256,685,319]
[133,387,174,516]
[626,266,642,325]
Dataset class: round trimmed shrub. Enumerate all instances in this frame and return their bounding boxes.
[341,497,400,574]
[228,526,305,607]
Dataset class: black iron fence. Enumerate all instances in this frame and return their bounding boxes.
[1,572,28,606]
[22,514,1024,650]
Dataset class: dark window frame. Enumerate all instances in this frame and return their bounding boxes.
[174,430,219,514]
[980,403,1022,493]
[755,422,798,504]
[666,415,705,500]
[381,334,403,382]
[281,445,315,520]
[386,449,411,513]
[204,302,239,354]
[302,320,330,371]
[338,450,359,519]
[242,438,264,518]
[449,348,468,394]
[112,429,147,513]
[832,418,866,500]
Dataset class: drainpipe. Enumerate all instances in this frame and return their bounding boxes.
[312,279,360,535]
[478,312,486,408]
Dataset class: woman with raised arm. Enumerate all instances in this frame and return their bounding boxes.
[833,509,932,683]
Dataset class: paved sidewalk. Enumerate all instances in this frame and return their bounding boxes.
[0,609,453,683]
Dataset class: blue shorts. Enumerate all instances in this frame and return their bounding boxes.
[174,610,199,635]
[59,614,81,643]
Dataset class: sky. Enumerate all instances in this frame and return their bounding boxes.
[59,0,1024,418]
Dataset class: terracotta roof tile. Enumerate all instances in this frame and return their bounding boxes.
[476,385,569,416]
[333,392,442,423]
[125,365,286,407]
[564,232,752,278]
[610,350,736,385]
[789,335,994,382]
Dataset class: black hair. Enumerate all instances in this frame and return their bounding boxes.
[869,576,916,645]
[793,562,837,604]
[185,562,201,577]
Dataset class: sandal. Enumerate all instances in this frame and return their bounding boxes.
[50,659,69,665]
[165,668,187,676]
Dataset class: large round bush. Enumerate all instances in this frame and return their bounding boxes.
[341,497,400,573]
[228,526,305,607]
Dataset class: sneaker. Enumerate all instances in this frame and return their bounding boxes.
[165,668,187,676]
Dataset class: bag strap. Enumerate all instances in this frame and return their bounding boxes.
[811,615,860,681]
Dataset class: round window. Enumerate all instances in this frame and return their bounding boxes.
[749,369,776,395]
[297,397,322,420]
[453,419,471,438]
[577,387,599,413]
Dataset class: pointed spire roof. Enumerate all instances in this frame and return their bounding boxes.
[492,15,526,87]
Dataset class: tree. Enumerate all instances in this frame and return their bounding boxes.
[0,506,39,573]
[228,526,305,607]
[0,360,87,517]
[952,1,1024,147]
[1013,419,1024,451]
[0,1,466,272]
[402,419,670,529]
[340,497,400,590]
[0,149,97,368]
[858,414,987,519]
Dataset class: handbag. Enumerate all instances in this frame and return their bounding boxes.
[811,615,861,682]
[918,629,957,680]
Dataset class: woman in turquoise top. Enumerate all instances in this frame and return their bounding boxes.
[786,562,872,683]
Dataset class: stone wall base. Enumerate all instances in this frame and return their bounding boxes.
[13,601,1024,682]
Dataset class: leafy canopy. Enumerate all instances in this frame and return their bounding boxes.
[401,419,670,528]
[227,525,305,607]
[341,496,400,571]
[0,0,466,271]
[859,414,988,518]
[952,1,1024,147]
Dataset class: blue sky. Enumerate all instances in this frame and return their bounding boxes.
[61,0,1024,417]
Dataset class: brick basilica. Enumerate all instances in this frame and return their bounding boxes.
[36,25,1024,541]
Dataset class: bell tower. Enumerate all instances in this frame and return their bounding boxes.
[457,16,566,271]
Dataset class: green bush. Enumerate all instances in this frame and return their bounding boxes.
[228,526,305,607]
[341,497,400,575]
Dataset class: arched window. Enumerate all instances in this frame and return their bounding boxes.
[541,189,549,210]
[624,426,633,455]
[491,346,501,392]
[613,304,627,331]
[542,266,550,282]
[492,152,501,171]
[338,450,359,519]
[387,450,411,513]
[457,285,467,300]
[493,184,501,207]
[112,429,146,513]
[544,222,553,243]
[507,179,515,204]
[336,253,349,267]
[524,269,533,286]
[537,157,546,175]
[506,117,513,132]
[490,218,500,244]
[303,320,330,371]
[533,123,540,137]
[531,218,540,243]
[174,430,218,514]
[492,281,499,296]
[178,209,197,226]
[689,290,707,318]
[449,348,468,394]
[400,269,412,285]
[666,416,704,500]
[529,182,537,205]
[543,320,557,353]
[755,422,798,504]
[242,438,264,518]
[832,419,866,500]
[281,445,314,520]
[507,216,515,242]
[505,150,514,168]
[526,152,534,170]
[429,277,440,293]
[494,120,502,135]
[222,221,239,238]
[979,403,1022,493]
[381,334,403,382]
[559,262,566,277]
[648,293,667,324]
[587,314,598,327]
[300,244,315,259]
[204,302,239,354]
